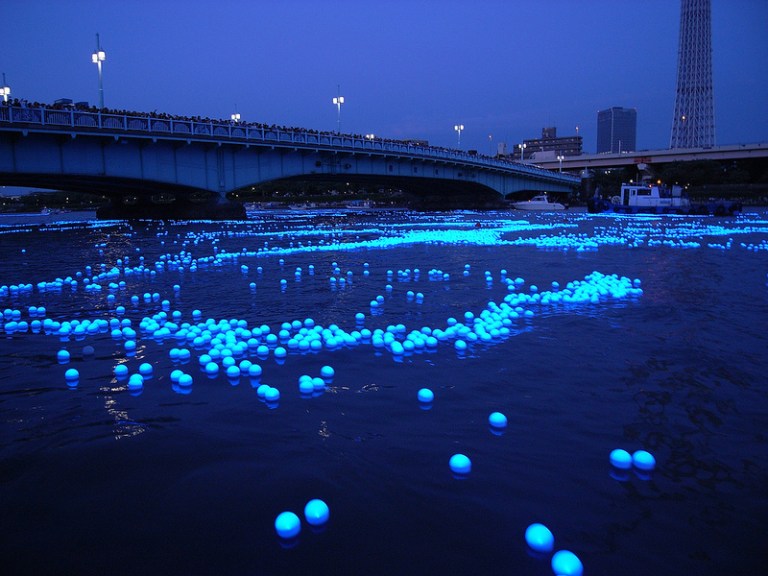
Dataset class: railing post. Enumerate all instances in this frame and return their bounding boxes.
[97,110,102,129]
[40,107,46,126]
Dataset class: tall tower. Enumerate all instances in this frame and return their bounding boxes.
[670,0,715,148]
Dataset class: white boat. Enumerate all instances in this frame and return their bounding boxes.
[587,182,741,216]
[511,194,566,211]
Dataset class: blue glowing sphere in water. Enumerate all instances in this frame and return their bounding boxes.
[488,412,508,428]
[449,453,471,475]
[524,523,554,553]
[274,511,301,539]
[551,550,583,576]
[609,448,632,470]
[632,450,656,471]
[304,499,330,526]
[417,388,434,403]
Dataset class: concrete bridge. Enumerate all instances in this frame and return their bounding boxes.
[0,104,579,219]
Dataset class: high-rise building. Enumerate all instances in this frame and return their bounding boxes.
[510,127,582,161]
[670,0,715,148]
[596,107,637,154]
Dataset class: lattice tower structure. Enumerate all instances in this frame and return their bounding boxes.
[670,0,715,148]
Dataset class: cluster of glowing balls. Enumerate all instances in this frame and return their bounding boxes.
[610,448,656,471]
[525,523,583,576]
[274,499,330,539]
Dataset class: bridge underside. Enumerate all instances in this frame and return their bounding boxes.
[0,129,577,219]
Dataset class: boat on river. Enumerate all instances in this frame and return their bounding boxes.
[511,194,566,211]
[587,182,741,216]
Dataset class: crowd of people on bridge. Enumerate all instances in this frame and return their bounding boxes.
[1,98,543,170]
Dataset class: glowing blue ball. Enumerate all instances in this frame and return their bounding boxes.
[609,449,632,470]
[170,369,183,382]
[299,377,315,394]
[304,499,330,526]
[64,368,79,382]
[455,339,467,352]
[57,350,70,363]
[205,362,219,375]
[488,412,508,428]
[524,523,554,553]
[632,450,656,471]
[417,388,434,403]
[320,365,335,379]
[114,364,129,379]
[127,374,144,390]
[449,453,471,475]
[265,387,280,402]
[551,550,583,576]
[274,511,301,539]
[248,364,262,378]
[226,365,240,379]
[178,374,193,387]
[139,362,153,376]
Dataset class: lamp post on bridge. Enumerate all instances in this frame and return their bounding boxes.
[557,154,564,172]
[454,124,464,148]
[231,113,241,123]
[332,85,344,133]
[0,73,10,103]
[91,33,106,109]
[518,142,526,162]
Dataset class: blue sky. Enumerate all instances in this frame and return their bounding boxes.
[3,0,767,154]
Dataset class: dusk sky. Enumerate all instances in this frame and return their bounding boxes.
[3,0,767,155]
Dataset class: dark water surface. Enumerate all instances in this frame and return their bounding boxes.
[1,208,766,575]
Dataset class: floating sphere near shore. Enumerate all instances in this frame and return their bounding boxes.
[64,368,79,383]
[57,349,70,363]
[524,523,554,553]
[551,550,583,576]
[275,511,301,539]
[320,365,335,379]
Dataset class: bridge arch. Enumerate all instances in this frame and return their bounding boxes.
[0,104,579,218]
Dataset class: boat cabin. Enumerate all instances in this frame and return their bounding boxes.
[616,183,690,209]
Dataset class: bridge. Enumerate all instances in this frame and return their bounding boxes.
[0,104,579,219]
[534,143,768,172]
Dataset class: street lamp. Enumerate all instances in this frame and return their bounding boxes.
[365,133,375,140]
[91,33,106,109]
[454,124,464,148]
[557,154,564,172]
[0,73,9,103]
[231,113,241,123]
[518,142,526,162]
[332,85,344,133]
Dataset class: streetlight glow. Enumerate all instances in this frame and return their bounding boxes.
[557,154,565,172]
[332,85,344,133]
[231,113,241,123]
[91,33,106,109]
[454,124,464,148]
[0,73,9,103]
[518,142,527,162]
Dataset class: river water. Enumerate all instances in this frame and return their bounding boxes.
[1,208,766,576]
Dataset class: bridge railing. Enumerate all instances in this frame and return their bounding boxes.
[0,104,575,182]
